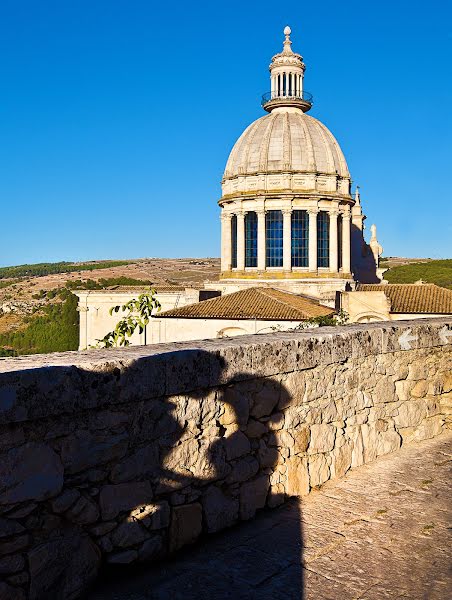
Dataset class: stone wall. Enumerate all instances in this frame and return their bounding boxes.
[0,318,451,600]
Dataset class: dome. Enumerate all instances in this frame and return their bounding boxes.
[223,108,350,188]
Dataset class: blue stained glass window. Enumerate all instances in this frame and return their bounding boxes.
[266,210,283,267]
[317,211,330,268]
[337,214,343,270]
[291,210,309,267]
[245,212,258,267]
[231,214,237,269]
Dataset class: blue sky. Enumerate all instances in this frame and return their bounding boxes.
[0,0,451,267]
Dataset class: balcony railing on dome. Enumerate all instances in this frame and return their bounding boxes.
[261,90,314,110]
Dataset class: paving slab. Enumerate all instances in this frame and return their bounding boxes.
[87,433,452,600]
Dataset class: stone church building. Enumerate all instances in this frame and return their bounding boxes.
[76,27,451,348]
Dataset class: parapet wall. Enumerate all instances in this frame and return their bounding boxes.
[1,318,451,600]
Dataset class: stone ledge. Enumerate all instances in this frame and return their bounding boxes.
[0,318,451,425]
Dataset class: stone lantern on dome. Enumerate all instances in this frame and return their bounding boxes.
[213,26,381,301]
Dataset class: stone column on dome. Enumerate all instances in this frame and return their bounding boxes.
[282,208,292,272]
[342,210,351,274]
[257,209,266,271]
[308,209,318,272]
[221,213,232,271]
[236,211,246,271]
[329,210,339,273]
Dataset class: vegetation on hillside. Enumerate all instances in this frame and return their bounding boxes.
[0,277,157,356]
[0,260,132,279]
[65,276,154,289]
[383,259,452,289]
[0,279,21,289]
[0,288,79,355]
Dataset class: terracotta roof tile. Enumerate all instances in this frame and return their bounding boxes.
[357,284,452,314]
[158,287,335,321]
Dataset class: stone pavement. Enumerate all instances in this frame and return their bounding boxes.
[87,433,452,600]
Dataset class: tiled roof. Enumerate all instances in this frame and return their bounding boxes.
[357,284,452,314]
[158,287,335,321]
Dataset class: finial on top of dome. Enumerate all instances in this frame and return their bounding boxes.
[282,25,293,54]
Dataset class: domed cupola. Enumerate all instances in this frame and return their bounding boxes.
[221,27,351,201]
[217,26,363,299]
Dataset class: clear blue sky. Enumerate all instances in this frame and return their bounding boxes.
[0,0,451,267]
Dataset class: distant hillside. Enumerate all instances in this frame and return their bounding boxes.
[382,259,452,289]
[0,260,132,279]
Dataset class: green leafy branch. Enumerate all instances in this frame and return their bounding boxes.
[96,290,161,348]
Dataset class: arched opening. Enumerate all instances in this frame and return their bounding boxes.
[356,314,384,323]
[231,214,237,269]
[317,211,330,268]
[245,211,258,267]
[217,326,248,338]
[291,210,308,267]
[266,210,283,267]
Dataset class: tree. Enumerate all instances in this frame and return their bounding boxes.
[96,290,161,348]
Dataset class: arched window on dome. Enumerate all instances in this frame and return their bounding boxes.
[266,210,283,267]
[317,211,330,268]
[291,210,308,267]
[245,211,257,267]
[337,213,343,270]
[231,214,237,269]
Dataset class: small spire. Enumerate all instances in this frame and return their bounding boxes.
[283,25,293,54]
[354,186,361,206]
[370,223,377,241]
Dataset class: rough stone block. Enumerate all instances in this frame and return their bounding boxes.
[107,550,137,564]
[28,531,100,600]
[245,419,267,438]
[286,455,309,497]
[138,535,163,562]
[394,400,427,428]
[0,553,25,575]
[250,380,280,418]
[224,429,251,461]
[308,424,336,454]
[0,517,25,538]
[227,456,259,483]
[99,482,153,520]
[111,520,149,548]
[60,430,128,474]
[64,495,99,525]
[110,443,159,483]
[0,582,25,600]
[130,501,170,530]
[169,503,202,552]
[331,442,352,479]
[240,475,269,520]
[202,486,239,533]
[0,443,63,505]
[308,454,330,488]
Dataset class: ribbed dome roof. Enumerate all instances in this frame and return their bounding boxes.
[223,109,349,181]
